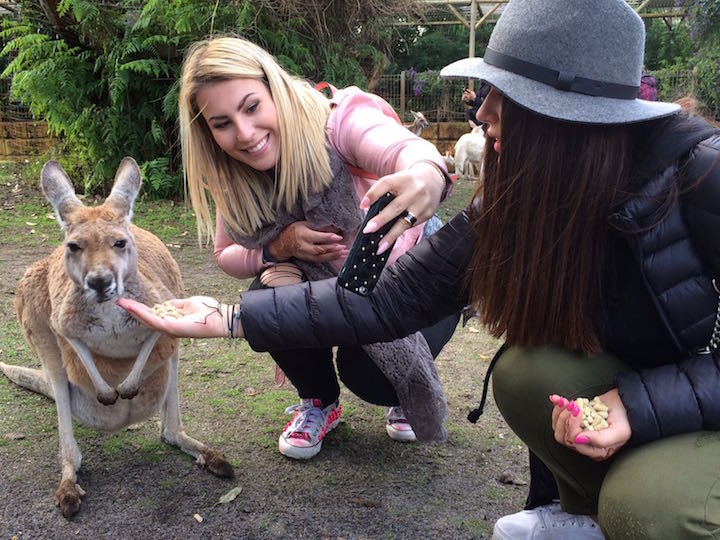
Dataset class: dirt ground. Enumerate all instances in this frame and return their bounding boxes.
[0,168,529,540]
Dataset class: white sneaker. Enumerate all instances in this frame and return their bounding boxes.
[492,503,604,540]
[278,398,341,460]
[385,406,416,442]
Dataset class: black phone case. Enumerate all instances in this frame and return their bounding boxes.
[338,192,401,296]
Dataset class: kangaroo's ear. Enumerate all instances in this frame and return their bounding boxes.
[41,161,83,229]
[105,157,142,223]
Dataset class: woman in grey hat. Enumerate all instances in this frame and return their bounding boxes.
[119,0,720,537]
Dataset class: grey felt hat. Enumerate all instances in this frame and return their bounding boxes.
[440,0,680,124]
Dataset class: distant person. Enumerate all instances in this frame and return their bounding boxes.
[638,67,658,101]
[462,85,489,128]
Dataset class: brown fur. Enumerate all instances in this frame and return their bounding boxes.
[5,157,233,519]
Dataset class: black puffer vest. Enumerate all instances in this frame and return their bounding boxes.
[611,115,720,445]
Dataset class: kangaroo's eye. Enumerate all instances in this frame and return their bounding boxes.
[66,242,81,253]
[114,240,127,249]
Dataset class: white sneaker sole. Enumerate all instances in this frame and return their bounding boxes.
[385,423,417,442]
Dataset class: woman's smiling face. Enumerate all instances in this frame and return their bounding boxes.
[196,78,280,171]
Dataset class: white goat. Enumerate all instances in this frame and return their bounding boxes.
[454,125,486,180]
[2,158,233,518]
[404,110,429,136]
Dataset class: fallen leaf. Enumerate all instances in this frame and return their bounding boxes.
[193,513,203,523]
[25,221,37,226]
[4,433,25,441]
[217,486,243,505]
[467,327,480,333]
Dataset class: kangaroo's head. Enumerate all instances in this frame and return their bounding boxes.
[42,157,142,303]
[410,111,429,130]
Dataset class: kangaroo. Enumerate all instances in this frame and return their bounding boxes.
[2,157,233,518]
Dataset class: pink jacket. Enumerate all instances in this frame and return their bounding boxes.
[214,86,447,279]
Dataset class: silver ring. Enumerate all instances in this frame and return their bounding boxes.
[403,211,418,227]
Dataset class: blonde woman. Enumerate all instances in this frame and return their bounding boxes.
[177,37,458,460]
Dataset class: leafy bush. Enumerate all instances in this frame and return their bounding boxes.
[1,0,413,197]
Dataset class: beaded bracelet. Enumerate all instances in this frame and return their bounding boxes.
[226,302,236,343]
[226,300,242,341]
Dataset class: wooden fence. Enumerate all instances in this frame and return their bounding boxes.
[0,67,700,162]
[372,67,700,124]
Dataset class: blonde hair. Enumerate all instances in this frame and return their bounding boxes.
[178,37,332,241]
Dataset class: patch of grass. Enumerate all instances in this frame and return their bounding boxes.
[438,178,478,222]
[137,439,171,464]
[157,479,178,490]
[133,497,159,510]
[207,397,238,417]
[132,199,197,244]
[73,424,97,441]
[102,433,130,458]
[459,517,491,538]
[244,390,291,418]
[256,513,277,531]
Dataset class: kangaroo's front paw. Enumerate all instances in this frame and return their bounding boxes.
[97,388,119,405]
[117,382,139,400]
[56,479,84,518]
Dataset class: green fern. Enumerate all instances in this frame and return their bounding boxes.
[2,0,392,197]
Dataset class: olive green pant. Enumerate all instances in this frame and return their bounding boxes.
[492,346,720,539]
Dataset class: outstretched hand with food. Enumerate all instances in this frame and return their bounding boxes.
[117,296,241,339]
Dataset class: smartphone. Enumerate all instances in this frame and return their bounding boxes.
[338,192,402,296]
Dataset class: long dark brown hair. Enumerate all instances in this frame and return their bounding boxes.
[467,97,639,354]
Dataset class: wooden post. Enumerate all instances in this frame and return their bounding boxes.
[468,0,477,92]
[400,71,406,120]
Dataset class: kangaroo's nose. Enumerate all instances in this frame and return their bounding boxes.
[86,275,113,295]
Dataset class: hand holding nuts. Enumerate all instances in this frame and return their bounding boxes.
[151,301,184,319]
[575,396,609,431]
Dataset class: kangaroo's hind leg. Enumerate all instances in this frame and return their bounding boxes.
[0,362,54,399]
[160,350,234,479]
[9,338,85,517]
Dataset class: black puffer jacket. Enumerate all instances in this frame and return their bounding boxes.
[241,114,720,448]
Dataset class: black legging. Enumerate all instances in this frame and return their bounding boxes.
[252,273,459,407]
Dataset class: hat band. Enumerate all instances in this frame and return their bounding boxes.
[483,48,639,100]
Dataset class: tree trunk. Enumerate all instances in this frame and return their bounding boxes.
[38,0,82,47]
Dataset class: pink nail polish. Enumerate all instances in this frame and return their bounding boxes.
[363,221,378,234]
[566,400,575,411]
[575,435,590,444]
[572,406,579,417]
[360,197,370,209]
[557,398,566,408]
[549,394,558,403]
[377,241,389,255]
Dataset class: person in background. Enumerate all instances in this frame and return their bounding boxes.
[177,36,459,461]
[121,1,720,538]
[461,85,489,128]
[638,66,658,101]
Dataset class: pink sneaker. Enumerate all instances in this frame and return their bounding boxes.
[385,406,416,442]
[278,398,341,459]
